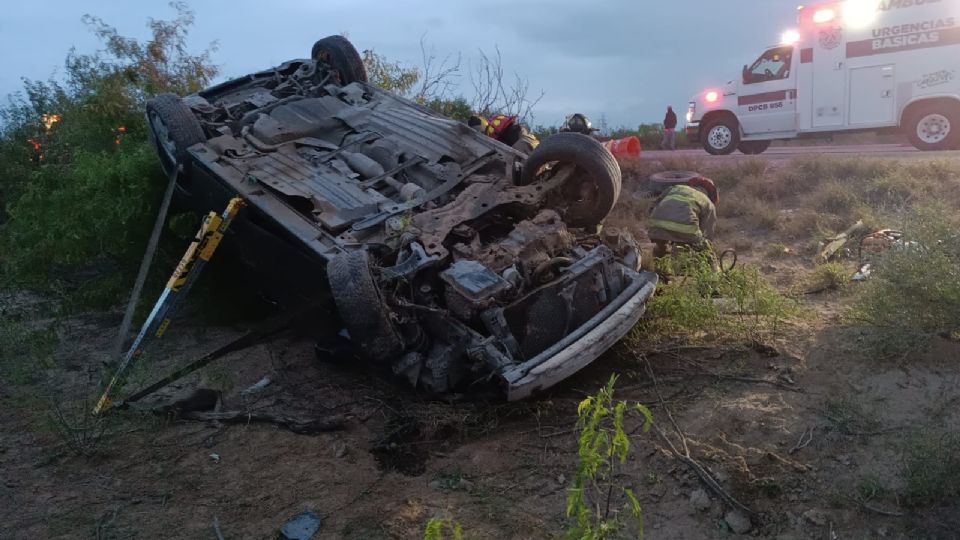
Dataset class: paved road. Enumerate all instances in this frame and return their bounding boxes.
[642,144,960,163]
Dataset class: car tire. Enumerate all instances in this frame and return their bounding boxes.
[519,132,621,228]
[146,93,206,177]
[648,170,700,194]
[326,249,403,363]
[905,101,960,151]
[311,35,368,85]
[702,117,740,155]
[738,140,771,155]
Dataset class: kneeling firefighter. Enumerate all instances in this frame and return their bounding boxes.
[468,114,539,154]
[647,176,718,259]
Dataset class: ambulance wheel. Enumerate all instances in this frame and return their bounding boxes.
[905,101,960,151]
[702,117,739,155]
[312,35,368,85]
[520,132,621,228]
[738,140,771,155]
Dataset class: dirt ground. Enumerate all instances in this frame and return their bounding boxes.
[2,157,959,540]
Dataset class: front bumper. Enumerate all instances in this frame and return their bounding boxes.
[503,269,658,400]
[685,122,700,143]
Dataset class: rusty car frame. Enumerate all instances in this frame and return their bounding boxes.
[145,35,657,400]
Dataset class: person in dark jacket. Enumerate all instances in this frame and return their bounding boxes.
[660,106,678,150]
[648,175,718,259]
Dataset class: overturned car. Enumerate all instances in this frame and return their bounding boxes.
[146,36,657,400]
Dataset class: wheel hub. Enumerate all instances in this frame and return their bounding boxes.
[708,126,732,149]
[917,113,951,144]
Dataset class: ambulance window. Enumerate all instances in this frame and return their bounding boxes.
[746,46,793,84]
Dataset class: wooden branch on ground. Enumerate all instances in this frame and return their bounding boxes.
[640,355,755,516]
[181,411,346,434]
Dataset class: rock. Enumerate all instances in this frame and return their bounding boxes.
[280,511,322,540]
[689,489,711,512]
[802,509,828,527]
[725,510,752,534]
[333,441,347,459]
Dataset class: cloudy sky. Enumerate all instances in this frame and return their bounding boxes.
[0,0,800,128]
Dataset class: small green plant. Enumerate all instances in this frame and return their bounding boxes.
[765,242,791,259]
[822,396,880,435]
[0,318,58,385]
[807,263,848,292]
[901,430,960,506]
[423,517,463,540]
[567,375,653,540]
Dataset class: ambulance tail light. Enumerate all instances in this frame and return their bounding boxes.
[705,91,719,103]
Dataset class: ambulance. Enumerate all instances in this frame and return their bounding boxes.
[684,0,960,154]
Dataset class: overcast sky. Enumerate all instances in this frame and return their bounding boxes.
[0,0,800,127]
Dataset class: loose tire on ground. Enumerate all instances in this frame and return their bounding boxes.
[648,170,700,194]
[702,116,740,155]
[904,101,960,151]
[326,250,404,363]
[146,93,206,177]
[519,132,621,228]
[738,140,771,155]
[311,35,368,85]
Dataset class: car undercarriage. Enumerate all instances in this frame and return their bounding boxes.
[145,36,657,399]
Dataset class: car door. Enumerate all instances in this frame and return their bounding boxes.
[737,46,798,136]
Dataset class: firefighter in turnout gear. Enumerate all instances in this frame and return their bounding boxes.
[469,114,539,154]
[561,113,597,136]
[647,176,718,259]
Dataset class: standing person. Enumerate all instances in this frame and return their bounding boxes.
[647,176,718,259]
[661,106,678,150]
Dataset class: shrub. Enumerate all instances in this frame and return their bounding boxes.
[0,4,217,304]
[641,250,796,342]
[807,263,849,292]
[901,430,960,506]
[852,206,960,356]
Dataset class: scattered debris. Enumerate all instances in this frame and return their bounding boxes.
[241,376,273,396]
[817,220,866,263]
[280,511,322,540]
[803,508,828,527]
[209,453,221,464]
[724,509,752,534]
[213,516,225,540]
[689,488,712,512]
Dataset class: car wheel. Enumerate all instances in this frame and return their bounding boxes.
[905,101,960,151]
[702,117,739,155]
[519,133,621,228]
[311,35,368,85]
[146,93,206,177]
[648,170,700,194]
[326,249,404,363]
[738,140,771,155]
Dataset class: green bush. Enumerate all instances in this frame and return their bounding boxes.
[901,430,960,506]
[640,250,796,342]
[852,206,960,356]
[0,4,216,305]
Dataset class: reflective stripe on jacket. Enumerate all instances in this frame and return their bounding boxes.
[647,185,717,243]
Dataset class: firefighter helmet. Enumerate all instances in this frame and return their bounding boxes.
[562,113,594,135]
[485,115,517,138]
[687,176,719,205]
[467,115,488,133]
